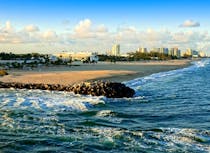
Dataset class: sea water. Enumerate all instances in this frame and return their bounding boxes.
[0,59,210,152]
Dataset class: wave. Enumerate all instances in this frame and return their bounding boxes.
[125,59,210,93]
[0,59,209,112]
[72,127,210,152]
[0,89,105,112]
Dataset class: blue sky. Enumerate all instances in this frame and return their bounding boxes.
[0,0,210,54]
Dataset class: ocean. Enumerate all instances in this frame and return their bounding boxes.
[0,59,210,152]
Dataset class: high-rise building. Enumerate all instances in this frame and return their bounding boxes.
[169,48,181,57]
[199,51,206,57]
[169,48,174,56]
[185,48,193,56]
[174,48,181,57]
[160,48,169,54]
[138,47,147,53]
[111,44,120,56]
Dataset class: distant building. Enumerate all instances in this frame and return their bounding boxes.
[192,50,199,58]
[185,48,193,56]
[49,55,58,62]
[199,51,206,57]
[169,48,181,58]
[185,49,200,57]
[174,48,181,58]
[138,47,147,53]
[54,52,98,62]
[0,60,24,64]
[160,48,169,54]
[111,44,120,56]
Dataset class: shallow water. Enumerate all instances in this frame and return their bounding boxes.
[0,59,210,152]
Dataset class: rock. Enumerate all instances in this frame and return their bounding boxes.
[0,70,8,76]
[71,81,135,98]
[0,81,135,98]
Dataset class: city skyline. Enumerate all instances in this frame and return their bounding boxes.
[0,0,210,55]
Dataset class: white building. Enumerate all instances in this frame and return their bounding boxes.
[169,48,181,58]
[54,52,99,62]
[111,44,120,56]
[185,48,193,56]
[199,51,206,57]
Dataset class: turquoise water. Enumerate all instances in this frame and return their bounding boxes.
[0,59,210,152]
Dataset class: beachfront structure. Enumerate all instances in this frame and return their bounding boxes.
[185,48,193,56]
[185,49,200,57]
[199,51,206,57]
[174,49,181,58]
[138,47,147,53]
[0,57,46,64]
[192,50,199,58]
[169,48,181,58]
[0,60,24,64]
[54,52,99,62]
[160,48,169,54]
[111,44,120,56]
[49,55,58,62]
[151,48,160,52]
[151,48,169,54]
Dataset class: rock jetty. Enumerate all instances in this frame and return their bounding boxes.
[0,81,135,98]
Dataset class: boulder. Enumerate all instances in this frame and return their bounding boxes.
[0,81,135,98]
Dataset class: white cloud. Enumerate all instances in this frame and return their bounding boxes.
[42,30,58,41]
[2,21,14,33]
[75,19,91,32]
[72,19,109,39]
[115,26,139,44]
[96,24,108,33]
[74,19,92,38]
[24,25,39,32]
[179,20,200,27]
[1,20,210,54]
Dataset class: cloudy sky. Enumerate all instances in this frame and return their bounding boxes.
[0,0,210,54]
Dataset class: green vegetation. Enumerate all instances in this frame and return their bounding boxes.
[128,51,178,61]
[98,55,127,62]
[98,51,179,62]
[0,52,45,60]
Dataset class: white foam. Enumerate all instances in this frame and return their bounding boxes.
[193,59,210,68]
[96,110,115,117]
[88,127,209,152]
[0,89,105,111]
[154,128,210,152]
[125,59,210,91]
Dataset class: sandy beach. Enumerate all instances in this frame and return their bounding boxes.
[0,59,192,85]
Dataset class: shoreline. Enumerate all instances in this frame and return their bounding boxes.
[87,59,193,82]
[90,63,191,82]
[0,59,193,86]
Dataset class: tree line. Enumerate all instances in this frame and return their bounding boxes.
[99,51,179,62]
[0,52,45,60]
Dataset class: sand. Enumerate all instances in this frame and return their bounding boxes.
[0,59,192,85]
[0,70,135,85]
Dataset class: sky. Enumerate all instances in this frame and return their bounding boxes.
[0,0,210,54]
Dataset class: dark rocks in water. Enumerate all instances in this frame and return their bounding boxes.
[0,81,135,98]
